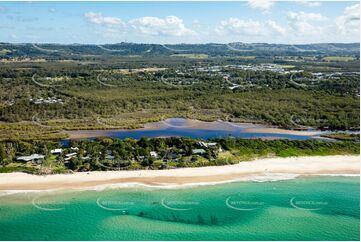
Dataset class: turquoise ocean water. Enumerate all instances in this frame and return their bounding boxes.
[0,176,359,241]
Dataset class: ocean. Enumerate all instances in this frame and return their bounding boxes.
[0,176,359,240]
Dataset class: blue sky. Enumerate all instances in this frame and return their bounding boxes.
[0,1,359,44]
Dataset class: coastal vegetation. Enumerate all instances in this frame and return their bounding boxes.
[320,132,360,141]
[0,137,359,174]
[0,122,67,142]
[1,86,359,142]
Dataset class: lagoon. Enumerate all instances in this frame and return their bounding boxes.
[64,118,337,141]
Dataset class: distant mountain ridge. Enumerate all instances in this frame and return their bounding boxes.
[0,42,359,58]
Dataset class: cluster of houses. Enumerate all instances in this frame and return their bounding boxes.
[291,71,359,87]
[194,64,290,74]
[30,97,63,105]
[158,64,356,91]
[4,96,63,108]
[0,57,46,63]
[228,64,286,73]
[193,64,358,81]
[15,141,222,165]
[16,147,78,164]
[311,71,359,79]
[156,65,357,91]
[187,64,303,90]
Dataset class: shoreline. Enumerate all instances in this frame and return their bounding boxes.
[0,155,359,192]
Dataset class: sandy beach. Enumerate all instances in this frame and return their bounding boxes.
[242,127,324,136]
[0,155,359,191]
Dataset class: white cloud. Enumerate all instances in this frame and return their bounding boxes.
[247,0,274,13]
[287,11,326,35]
[336,3,360,37]
[266,20,287,36]
[217,17,286,37]
[129,16,195,37]
[84,13,195,40]
[298,1,321,7]
[218,18,264,36]
[84,12,123,26]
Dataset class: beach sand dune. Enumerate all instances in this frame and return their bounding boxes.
[0,155,359,191]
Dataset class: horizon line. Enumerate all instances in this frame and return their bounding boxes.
[1,41,360,45]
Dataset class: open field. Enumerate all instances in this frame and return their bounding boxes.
[323,56,357,61]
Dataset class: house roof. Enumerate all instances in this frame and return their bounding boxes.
[17,154,45,161]
[65,153,77,157]
[192,149,206,154]
[105,155,115,160]
[51,148,63,154]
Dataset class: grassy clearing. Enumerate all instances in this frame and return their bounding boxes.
[234,56,256,59]
[280,65,295,69]
[323,56,356,62]
[0,49,12,56]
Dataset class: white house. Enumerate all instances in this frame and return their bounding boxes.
[17,154,45,163]
[192,149,206,155]
[65,152,77,158]
[64,153,77,161]
[150,151,158,158]
[50,148,63,155]
[198,141,217,148]
[205,142,217,147]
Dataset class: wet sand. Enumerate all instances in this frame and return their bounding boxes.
[243,127,324,136]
